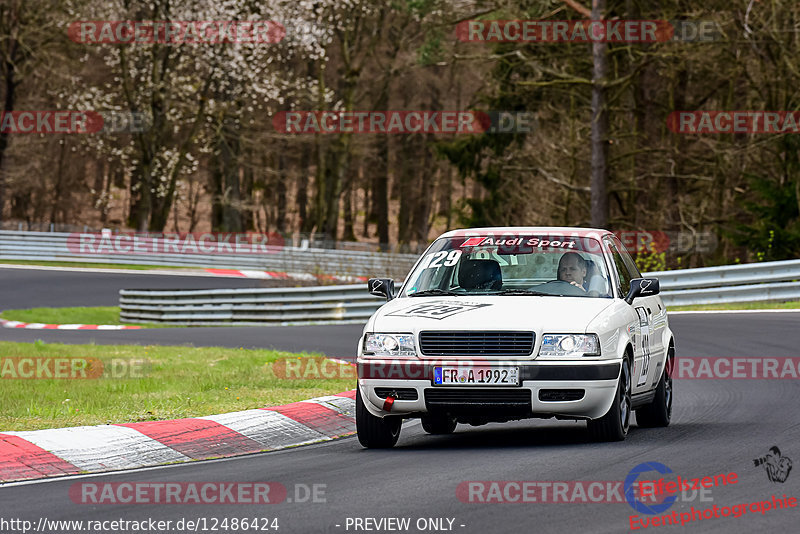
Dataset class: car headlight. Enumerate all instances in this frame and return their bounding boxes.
[363,333,416,358]
[539,334,600,357]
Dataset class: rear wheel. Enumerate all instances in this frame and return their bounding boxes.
[636,345,674,428]
[587,357,631,442]
[356,389,401,448]
[421,414,457,435]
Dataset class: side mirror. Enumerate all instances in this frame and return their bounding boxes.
[625,278,660,305]
[368,278,395,300]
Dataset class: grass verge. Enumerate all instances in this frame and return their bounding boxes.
[0,306,169,328]
[670,300,800,311]
[0,341,355,431]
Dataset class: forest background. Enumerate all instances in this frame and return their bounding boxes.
[2,0,799,270]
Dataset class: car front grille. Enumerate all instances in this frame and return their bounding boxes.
[419,331,534,357]
[424,388,532,415]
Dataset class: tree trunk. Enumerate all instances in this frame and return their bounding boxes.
[439,166,453,228]
[276,152,287,232]
[50,138,66,225]
[297,144,309,232]
[412,140,434,243]
[311,61,328,237]
[322,77,357,242]
[374,134,390,247]
[210,113,243,232]
[100,160,111,226]
[135,162,152,232]
[313,136,327,235]
[0,8,18,225]
[322,149,339,242]
[590,0,609,228]
[369,62,394,246]
[187,175,200,232]
[362,161,370,238]
[241,160,254,231]
[397,135,416,245]
[341,156,356,241]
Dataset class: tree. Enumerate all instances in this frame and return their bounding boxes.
[0,0,63,224]
[65,0,314,231]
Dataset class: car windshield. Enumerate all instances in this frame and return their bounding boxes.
[401,235,613,298]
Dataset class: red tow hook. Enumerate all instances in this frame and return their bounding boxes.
[382,396,395,412]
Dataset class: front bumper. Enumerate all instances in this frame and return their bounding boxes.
[357,359,621,421]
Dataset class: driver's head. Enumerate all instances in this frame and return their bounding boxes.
[558,252,587,286]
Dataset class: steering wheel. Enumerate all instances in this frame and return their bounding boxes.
[535,279,588,296]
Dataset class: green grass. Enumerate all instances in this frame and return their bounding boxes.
[0,306,169,328]
[0,341,355,431]
[670,300,800,311]
[0,259,194,271]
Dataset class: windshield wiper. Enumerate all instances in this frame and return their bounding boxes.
[493,289,554,296]
[408,289,462,297]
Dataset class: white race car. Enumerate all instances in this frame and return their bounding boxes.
[356,227,674,448]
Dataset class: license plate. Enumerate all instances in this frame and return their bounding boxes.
[433,366,519,386]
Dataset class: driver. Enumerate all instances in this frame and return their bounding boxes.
[557,252,588,292]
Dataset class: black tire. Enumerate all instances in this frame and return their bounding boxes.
[636,345,674,428]
[356,389,401,448]
[421,414,457,435]
[587,357,631,442]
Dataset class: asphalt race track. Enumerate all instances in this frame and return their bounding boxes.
[0,266,261,308]
[0,267,363,356]
[1,267,800,533]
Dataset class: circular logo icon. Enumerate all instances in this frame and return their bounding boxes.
[625,461,677,515]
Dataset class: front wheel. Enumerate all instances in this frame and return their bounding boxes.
[421,414,457,435]
[636,345,674,428]
[587,357,631,442]
[356,389,401,448]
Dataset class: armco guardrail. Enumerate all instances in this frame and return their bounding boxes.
[120,285,384,325]
[0,230,418,280]
[647,260,800,306]
[119,259,800,325]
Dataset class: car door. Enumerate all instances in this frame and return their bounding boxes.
[611,236,666,390]
[604,237,656,393]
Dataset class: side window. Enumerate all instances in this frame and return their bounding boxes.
[614,237,643,280]
[608,243,632,296]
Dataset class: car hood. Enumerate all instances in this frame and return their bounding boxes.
[369,295,614,334]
